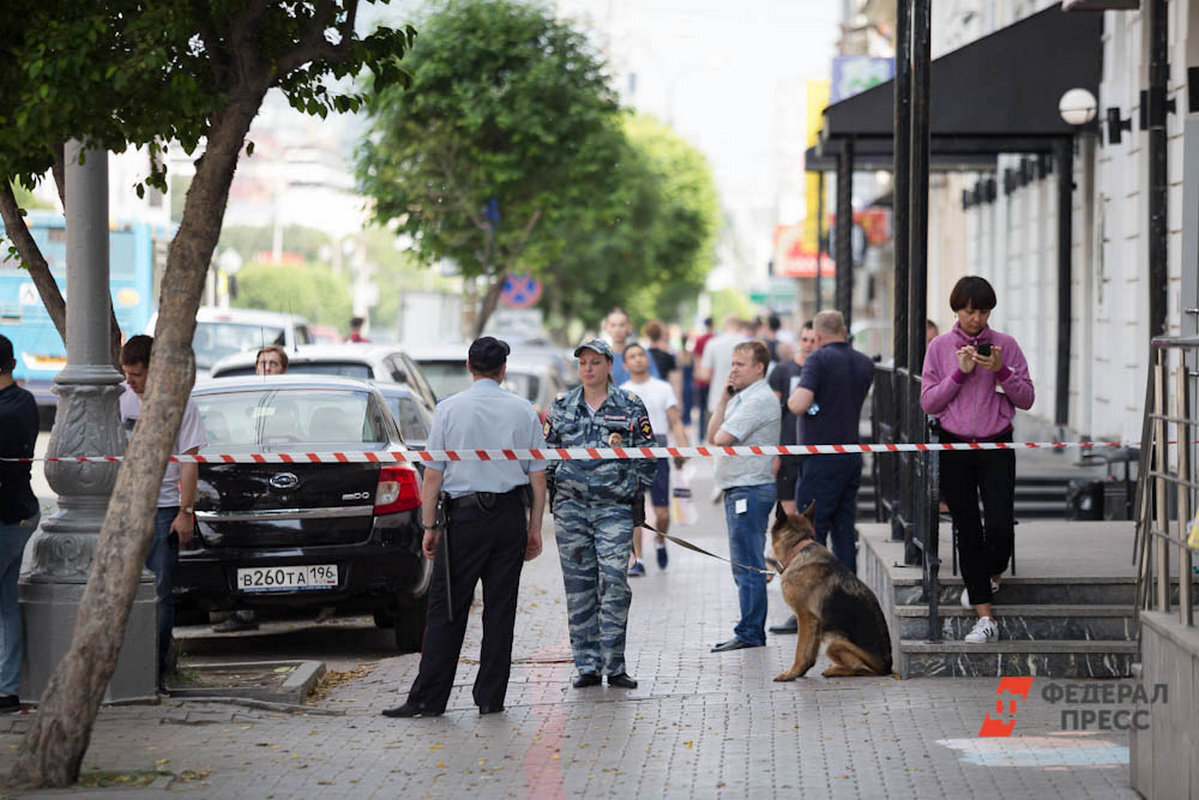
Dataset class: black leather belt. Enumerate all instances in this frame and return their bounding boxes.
[446,486,524,511]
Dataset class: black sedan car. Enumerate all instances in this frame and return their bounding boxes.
[182,375,430,650]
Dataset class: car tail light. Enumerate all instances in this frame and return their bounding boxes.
[375,466,421,515]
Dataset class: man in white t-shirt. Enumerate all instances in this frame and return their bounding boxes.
[620,343,690,574]
[119,335,207,692]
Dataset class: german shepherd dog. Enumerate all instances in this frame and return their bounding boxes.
[770,501,893,680]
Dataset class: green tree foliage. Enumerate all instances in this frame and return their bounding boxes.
[710,287,755,325]
[219,224,333,265]
[540,113,720,335]
[8,181,51,211]
[356,0,621,335]
[620,114,720,321]
[0,1,417,787]
[233,262,352,327]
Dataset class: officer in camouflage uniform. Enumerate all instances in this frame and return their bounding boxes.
[546,338,657,689]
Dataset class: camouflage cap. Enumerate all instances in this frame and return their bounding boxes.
[573,338,613,360]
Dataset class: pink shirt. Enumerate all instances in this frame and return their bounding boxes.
[920,323,1035,440]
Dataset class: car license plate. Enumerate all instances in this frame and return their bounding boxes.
[237,564,338,593]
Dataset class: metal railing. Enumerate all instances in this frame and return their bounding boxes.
[871,364,942,641]
[1135,337,1198,626]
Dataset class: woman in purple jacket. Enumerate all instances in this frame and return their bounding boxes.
[921,276,1035,644]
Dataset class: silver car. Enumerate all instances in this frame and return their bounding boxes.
[210,343,438,411]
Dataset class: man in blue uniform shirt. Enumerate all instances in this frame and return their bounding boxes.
[384,336,547,718]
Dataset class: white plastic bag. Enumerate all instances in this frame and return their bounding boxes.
[670,461,698,526]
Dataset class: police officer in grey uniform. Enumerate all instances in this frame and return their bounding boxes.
[545,338,657,689]
[383,337,547,718]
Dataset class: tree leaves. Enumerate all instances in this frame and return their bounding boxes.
[355,0,620,333]
[355,1,719,333]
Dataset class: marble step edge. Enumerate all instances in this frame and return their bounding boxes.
[893,603,1135,618]
[884,574,1139,587]
[898,638,1140,654]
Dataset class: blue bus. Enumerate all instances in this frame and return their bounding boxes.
[0,210,172,425]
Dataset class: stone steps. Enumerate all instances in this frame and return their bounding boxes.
[858,473,1083,519]
[897,638,1140,678]
[894,604,1137,641]
[858,521,1159,679]
[891,576,1139,606]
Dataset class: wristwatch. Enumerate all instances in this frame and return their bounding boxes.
[182,507,194,515]
[420,521,441,530]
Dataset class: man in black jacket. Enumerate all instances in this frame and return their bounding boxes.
[0,334,40,711]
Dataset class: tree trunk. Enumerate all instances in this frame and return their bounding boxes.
[473,269,508,338]
[9,92,264,788]
[0,181,126,369]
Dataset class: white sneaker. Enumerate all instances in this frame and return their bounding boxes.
[964,616,998,644]
[959,579,1001,608]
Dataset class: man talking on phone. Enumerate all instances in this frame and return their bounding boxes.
[707,341,780,653]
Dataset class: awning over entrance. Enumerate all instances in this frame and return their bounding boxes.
[812,3,1102,166]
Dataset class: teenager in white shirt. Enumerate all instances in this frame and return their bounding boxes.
[620,343,689,574]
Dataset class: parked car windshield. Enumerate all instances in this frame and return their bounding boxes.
[286,362,374,379]
[418,361,474,399]
[501,372,537,403]
[211,361,375,380]
[194,388,386,449]
[193,322,286,370]
[386,394,432,444]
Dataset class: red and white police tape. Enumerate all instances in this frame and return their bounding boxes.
[1,440,1141,464]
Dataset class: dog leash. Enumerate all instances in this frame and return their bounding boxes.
[639,522,778,576]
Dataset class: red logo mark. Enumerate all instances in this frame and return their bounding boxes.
[978,677,1035,737]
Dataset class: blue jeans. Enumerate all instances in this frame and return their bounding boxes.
[795,453,862,574]
[722,483,773,647]
[0,512,39,695]
[145,507,179,681]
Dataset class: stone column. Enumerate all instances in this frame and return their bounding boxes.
[19,141,157,702]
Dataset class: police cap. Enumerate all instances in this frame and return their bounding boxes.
[573,338,613,360]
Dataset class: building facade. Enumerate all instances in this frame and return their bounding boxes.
[935,1,1190,442]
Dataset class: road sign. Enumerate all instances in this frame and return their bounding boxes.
[500,274,542,309]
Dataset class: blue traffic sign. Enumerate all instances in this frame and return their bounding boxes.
[501,274,542,309]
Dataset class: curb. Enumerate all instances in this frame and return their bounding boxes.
[168,660,326,704]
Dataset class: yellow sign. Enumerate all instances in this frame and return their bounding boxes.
[802,79,830,253]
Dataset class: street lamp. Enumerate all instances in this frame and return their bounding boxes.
[1059,88,1098,126]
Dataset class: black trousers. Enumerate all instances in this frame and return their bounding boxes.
[939,429,1015,606]
[406,493,527,713]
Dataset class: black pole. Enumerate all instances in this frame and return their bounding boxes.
[1148,0,1169,337]
[816,172,825,311]
[1055,137,1074,428]
[836,137,854,329]
[892,0,911,379]
[890,0,911,546]
[910,0,938,641]
[907,0,930,382]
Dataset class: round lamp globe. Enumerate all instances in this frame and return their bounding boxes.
[1059,88,1098,126]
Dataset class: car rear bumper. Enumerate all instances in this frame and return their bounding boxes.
[177,514,430,612]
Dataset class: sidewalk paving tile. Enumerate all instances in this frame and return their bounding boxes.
[2,463,1138,798]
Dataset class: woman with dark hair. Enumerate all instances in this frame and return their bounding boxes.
[920,276,1035,645]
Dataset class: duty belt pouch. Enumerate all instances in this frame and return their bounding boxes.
[519,484,533,508]
[476,492,497,511]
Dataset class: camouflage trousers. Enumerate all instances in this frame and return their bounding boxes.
[553,497,635,676]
